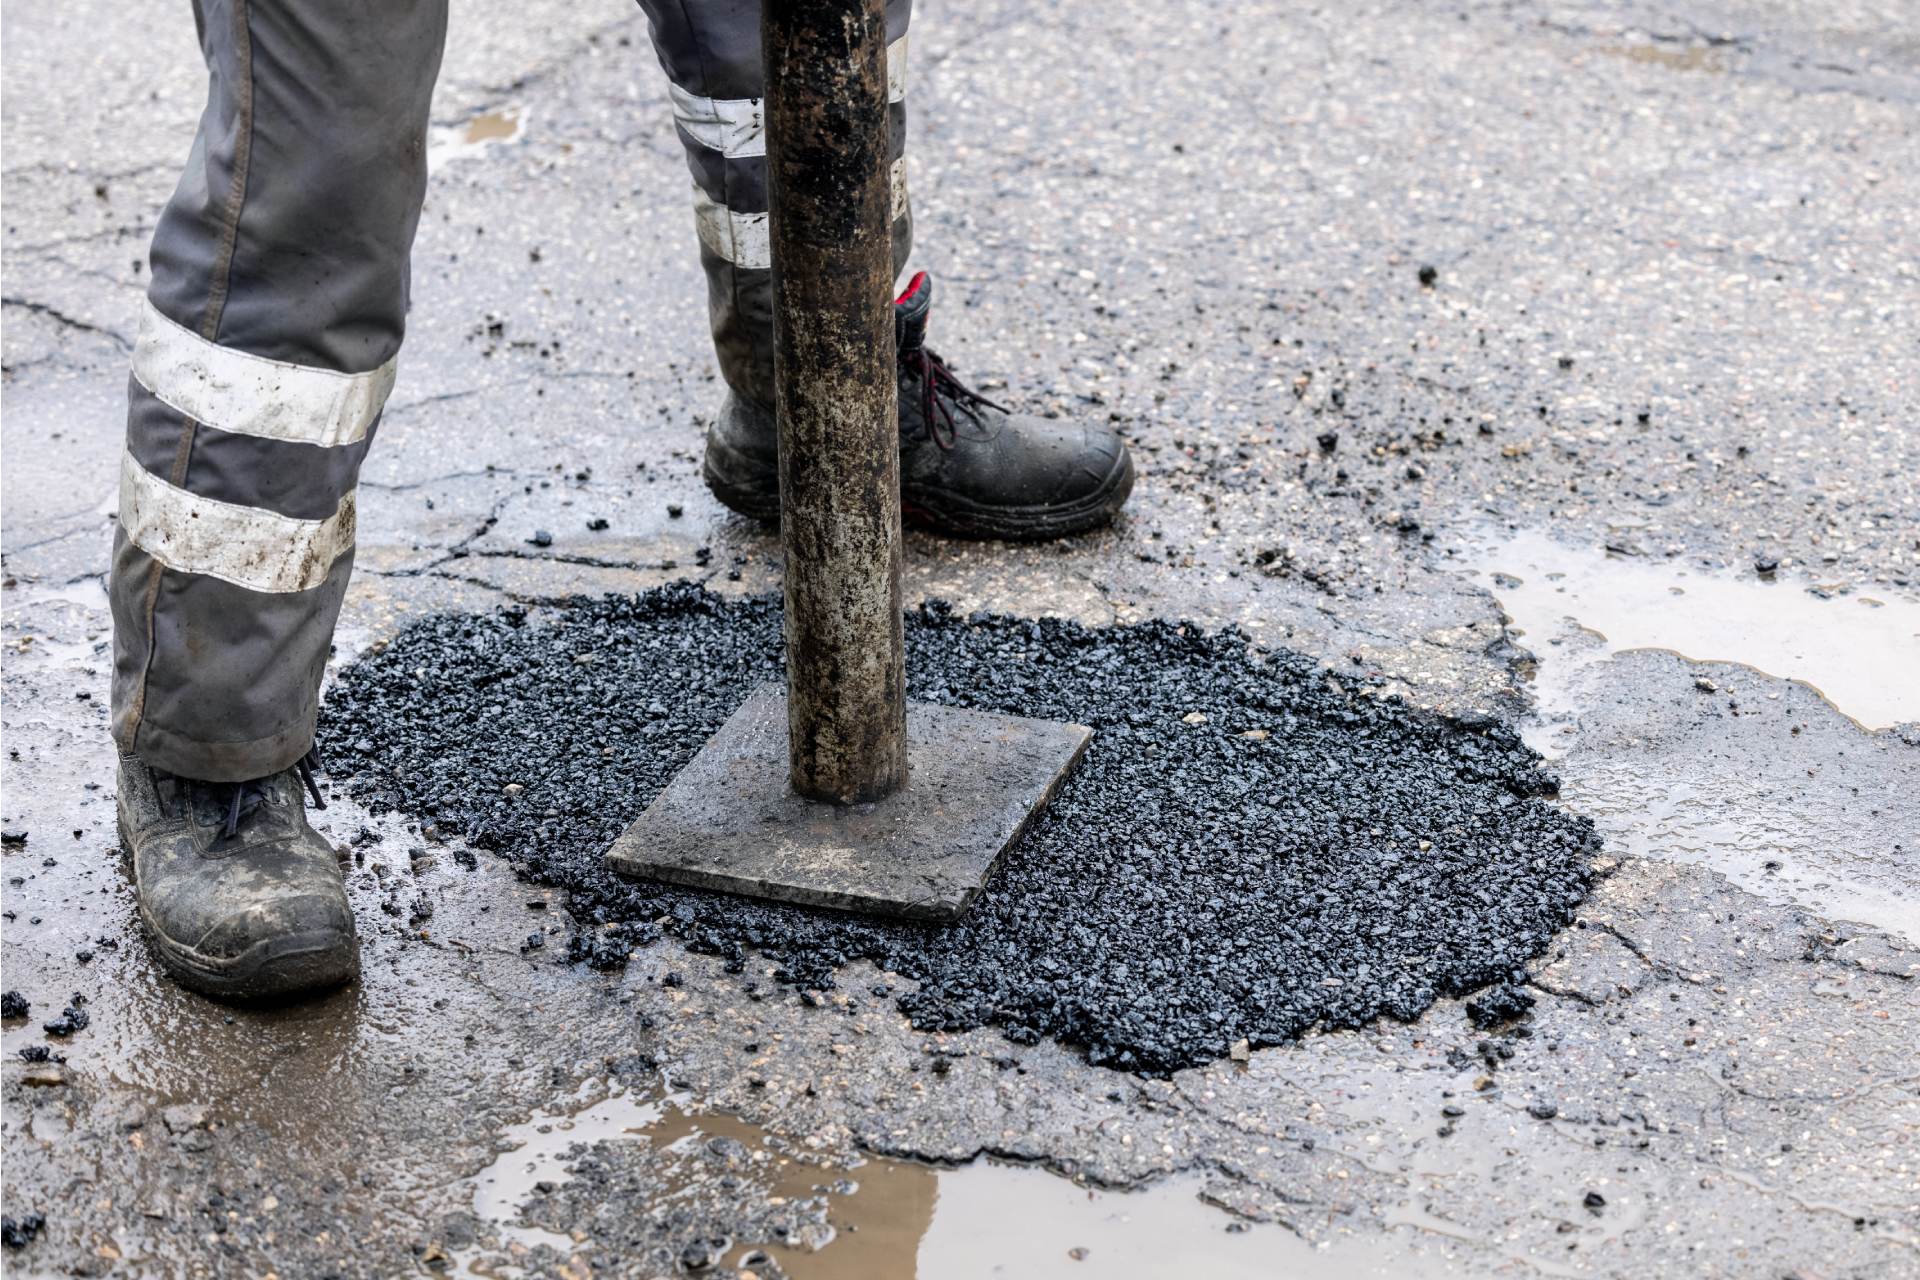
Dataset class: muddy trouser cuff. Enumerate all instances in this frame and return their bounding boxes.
[108,0,448,784]
[637,0,916,410]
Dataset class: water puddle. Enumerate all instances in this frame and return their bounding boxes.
[457,1085,1463,1278]
[915,1163,1417,1280]
[1455,527,1920,940]
[465,1087,673,1267]
[1,576,110,670]
[6,577,110,613]
[1596,43,1728,73]
[1459,527,1919,754]
[429,106,527,172]
[1565,759,1919,939]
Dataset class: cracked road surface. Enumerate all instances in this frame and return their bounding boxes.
[4,0,1917,1276]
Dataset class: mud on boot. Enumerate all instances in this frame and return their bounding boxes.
[701,272,1135,540]
[116,751,357,1000]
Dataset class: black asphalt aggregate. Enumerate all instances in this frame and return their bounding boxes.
[324,585,1600,1073]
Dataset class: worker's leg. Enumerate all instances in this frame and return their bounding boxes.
[112,0,448,782]
[635,0,1134,540]
[634,0,914,411]
[109,0,448,999]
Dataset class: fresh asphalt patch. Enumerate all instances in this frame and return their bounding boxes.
[324,586,1599,1073]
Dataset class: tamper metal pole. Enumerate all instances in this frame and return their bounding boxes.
[764,0,907,804]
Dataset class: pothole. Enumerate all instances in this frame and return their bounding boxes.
[1457,527,1919,939]
[323,585,1600,1074]
[455,1081,1466,1279]
[1459,526,1920,755]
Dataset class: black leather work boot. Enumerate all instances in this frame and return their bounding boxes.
[702,272,1135,540]
[116,751,357,1000]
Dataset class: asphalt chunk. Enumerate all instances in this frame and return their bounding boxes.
[324,585,1599,1074]
[41,995,89,1039]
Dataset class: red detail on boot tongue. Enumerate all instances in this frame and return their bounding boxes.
[894,270,928,306]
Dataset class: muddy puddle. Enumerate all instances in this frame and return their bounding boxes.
[429,106,527,171]
[457,1083,1449,1279]
[1595,42,1729,73]
[1459,527,1919,754]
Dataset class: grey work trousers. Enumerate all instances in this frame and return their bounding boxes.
[110,0,914,782]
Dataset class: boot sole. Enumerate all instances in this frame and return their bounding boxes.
[703,453,784,524]
[905,447,1136,542]
[704,442,1136,542]
[117,818,359,1002]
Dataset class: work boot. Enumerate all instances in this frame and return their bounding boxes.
[702,273,1136,540]
[116,750,357,1000]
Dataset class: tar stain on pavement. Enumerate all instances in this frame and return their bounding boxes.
[324,585,1599,1073]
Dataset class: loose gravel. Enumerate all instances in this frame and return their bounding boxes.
[324,585,1598,1073]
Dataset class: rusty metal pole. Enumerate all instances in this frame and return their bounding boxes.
[764,0,907,804]
[607,0,1087,913]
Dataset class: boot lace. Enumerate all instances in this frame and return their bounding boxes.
[210,746,328,840]
[901,346,1008,451]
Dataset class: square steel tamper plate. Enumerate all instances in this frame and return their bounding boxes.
[605,683,1091,920]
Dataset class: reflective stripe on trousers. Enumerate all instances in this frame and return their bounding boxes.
[110,0,446,782]
[636,0,916,410]
[113,0,915,781]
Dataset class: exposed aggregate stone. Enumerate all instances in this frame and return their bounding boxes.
[325,585,1598,1073]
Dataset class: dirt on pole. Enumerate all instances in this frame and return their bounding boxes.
[764,0,907,804]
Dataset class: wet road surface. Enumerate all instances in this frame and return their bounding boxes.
[4,0,1917,1276]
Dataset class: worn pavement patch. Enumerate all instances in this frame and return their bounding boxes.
[324,585,1600,1074]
